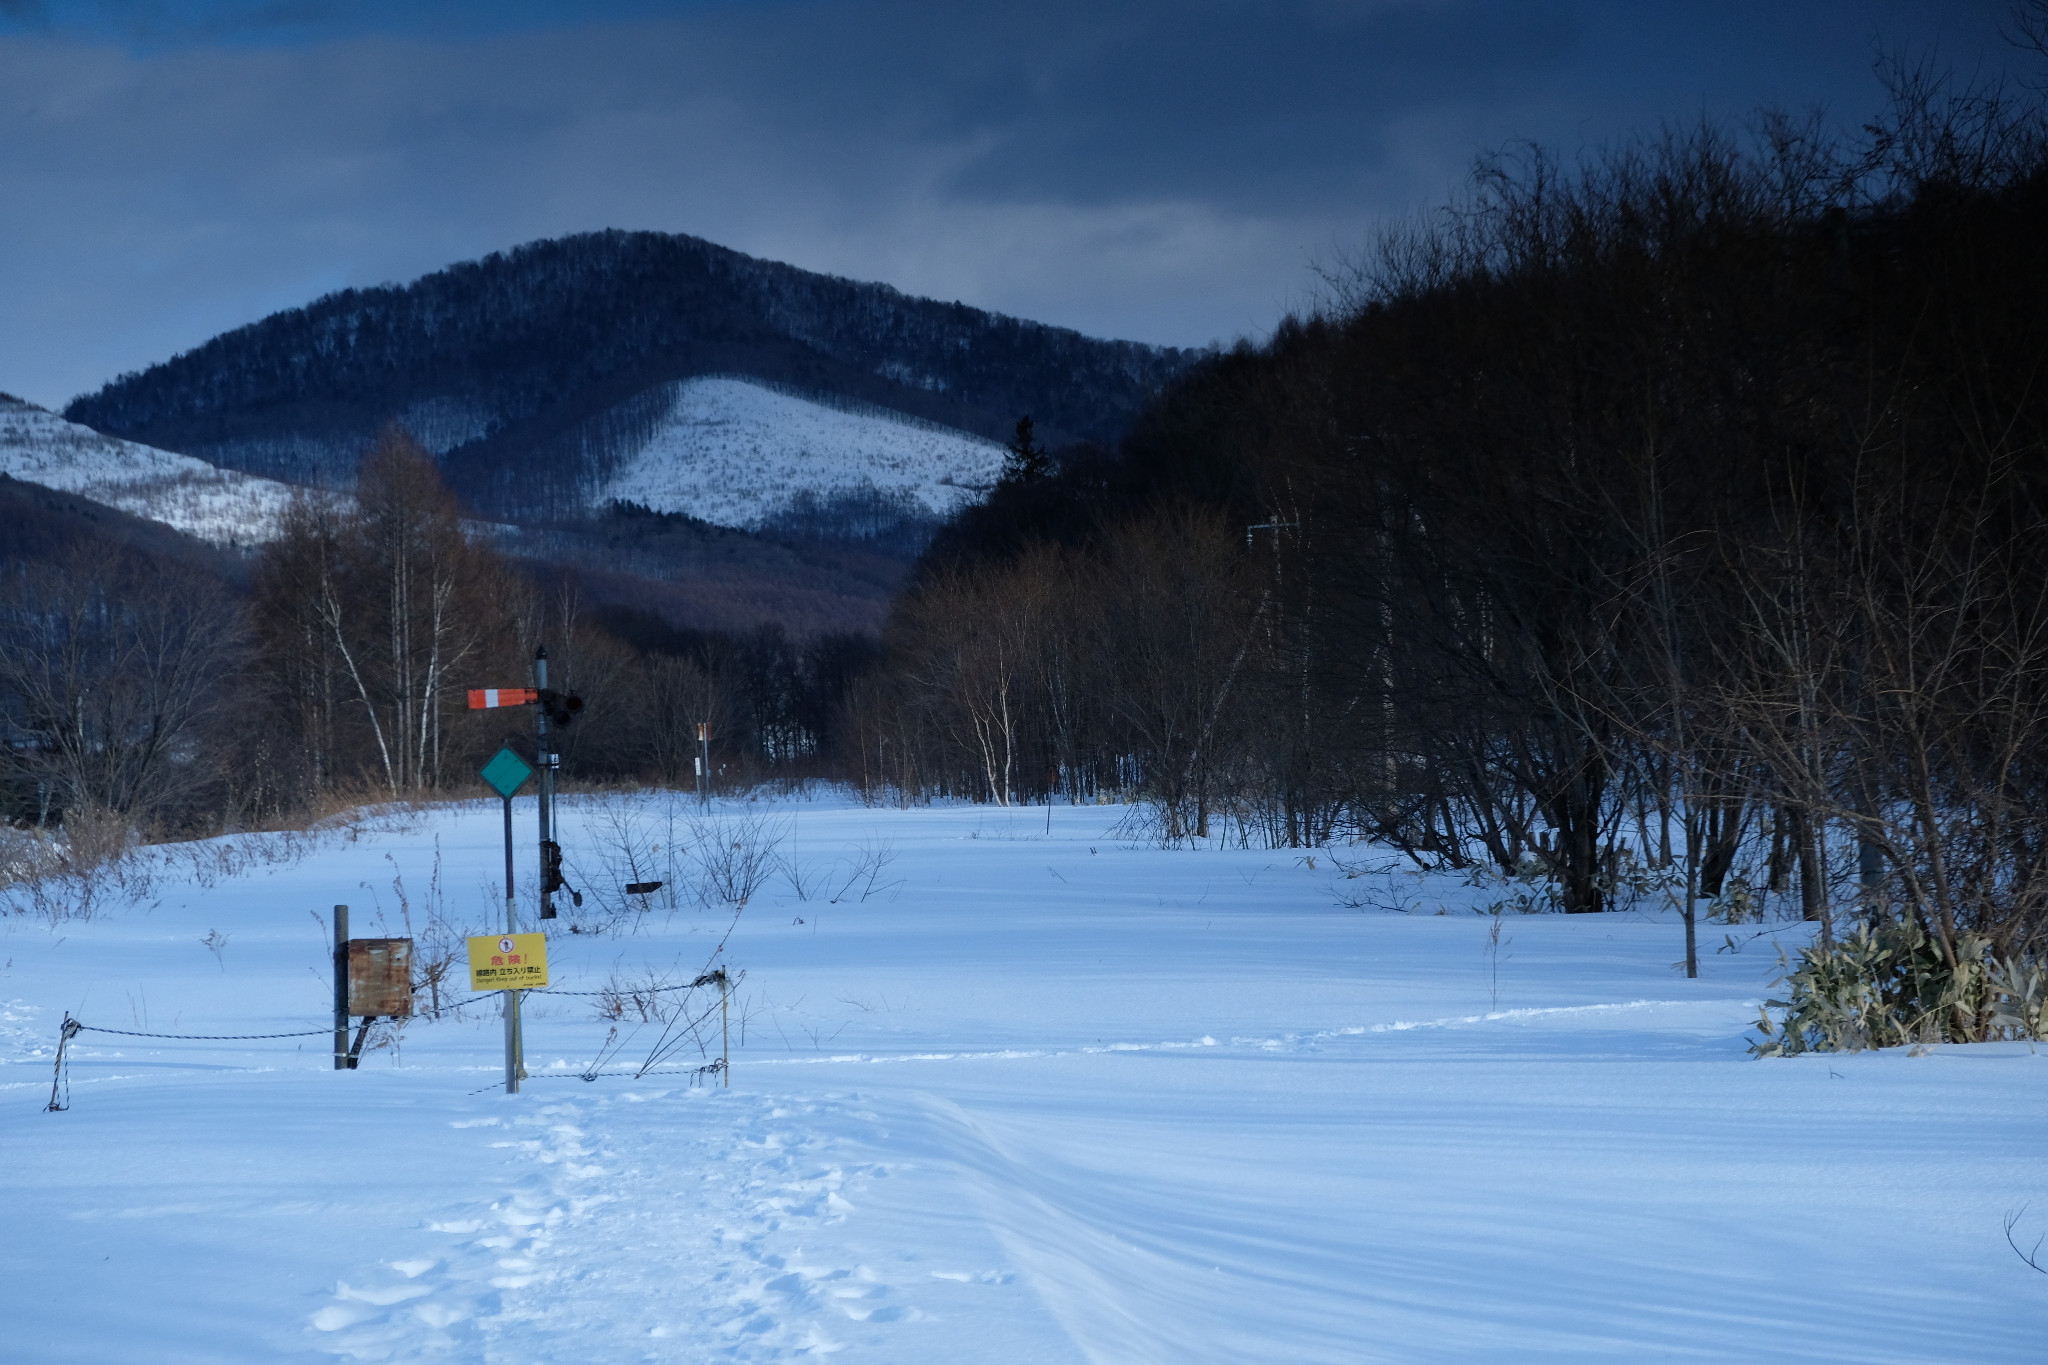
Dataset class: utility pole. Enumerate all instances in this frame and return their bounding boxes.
[536,645,556,921]
[1246,518,1303,845]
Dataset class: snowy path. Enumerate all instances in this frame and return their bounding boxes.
[305,1090,985,1361]
[3,799,2046,1361]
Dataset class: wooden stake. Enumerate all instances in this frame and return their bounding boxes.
[333,904,349,1071]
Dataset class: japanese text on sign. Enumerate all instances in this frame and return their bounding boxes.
[467,932,550,990]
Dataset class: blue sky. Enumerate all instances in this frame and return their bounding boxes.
[0,0,2027,408]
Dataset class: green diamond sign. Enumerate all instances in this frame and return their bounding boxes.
[480,746,534,799]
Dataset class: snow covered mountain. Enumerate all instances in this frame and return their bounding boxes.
[65,230,1188,523]
[600,376,1004,529]
[0,393,295,547]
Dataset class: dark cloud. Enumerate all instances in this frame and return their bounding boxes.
[0,0,715,45]
[915,1,1583,207]
[0,0,2028,408]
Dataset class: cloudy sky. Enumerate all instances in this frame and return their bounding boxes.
[0,0,2027,409]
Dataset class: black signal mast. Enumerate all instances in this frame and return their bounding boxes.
[468,647,582,919]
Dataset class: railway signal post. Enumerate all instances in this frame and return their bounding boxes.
[479,744,534,1093]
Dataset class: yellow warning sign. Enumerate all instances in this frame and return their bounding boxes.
[467,932,550,991]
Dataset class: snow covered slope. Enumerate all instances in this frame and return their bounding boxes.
[3,796,2045,1362]
[3,375,997,555]
[600,376,1005,529]
[0,393,296,546]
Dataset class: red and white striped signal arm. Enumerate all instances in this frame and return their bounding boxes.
[468,688,540,710]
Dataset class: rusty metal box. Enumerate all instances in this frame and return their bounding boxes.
[346,938,414,1017]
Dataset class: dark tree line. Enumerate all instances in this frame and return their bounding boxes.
[862,72,2048,976]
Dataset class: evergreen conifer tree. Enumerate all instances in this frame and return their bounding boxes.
[1001,415,1051,483]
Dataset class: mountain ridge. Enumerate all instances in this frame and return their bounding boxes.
[66,229,1192,521]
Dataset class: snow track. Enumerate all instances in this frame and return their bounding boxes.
[308,1090,1063,1362]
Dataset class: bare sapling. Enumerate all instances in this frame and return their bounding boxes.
[692,808,782,906]
[374,841,477,1020]
[830,837,900,903]
[0,804,157,924]
[1484,909,1509,1011]
[564,789,694,929]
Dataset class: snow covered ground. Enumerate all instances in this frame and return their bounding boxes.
[0,394,299,546]
[601,378,1005,530]
[2,795,2044,1363]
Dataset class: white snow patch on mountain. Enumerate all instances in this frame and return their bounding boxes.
[0,394,298,546]
[601,376,1004,529]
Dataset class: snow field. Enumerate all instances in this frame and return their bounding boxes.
[600,377,1004,530]
[0,394,298,546]
[1,797,2045,1362]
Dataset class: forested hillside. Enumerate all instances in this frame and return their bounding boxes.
[65,230,1189,520]
[865,81,2048,1036]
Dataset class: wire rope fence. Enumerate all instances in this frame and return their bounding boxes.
[42,967,737,1112]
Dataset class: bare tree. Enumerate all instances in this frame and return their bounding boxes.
[0,548,242,823]
[252,428,516,797]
